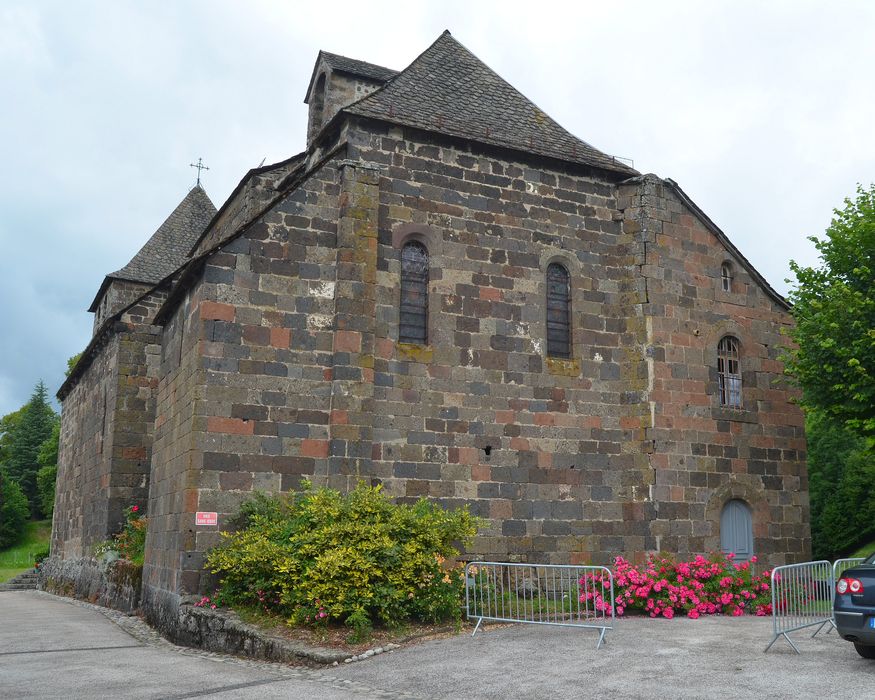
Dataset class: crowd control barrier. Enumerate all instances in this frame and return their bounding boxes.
[465,561,614,649]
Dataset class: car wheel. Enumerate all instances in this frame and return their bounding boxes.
[854,643,875,659]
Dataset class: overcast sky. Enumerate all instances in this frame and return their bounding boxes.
[1,1,873,416]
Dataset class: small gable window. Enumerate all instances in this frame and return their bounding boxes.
[721,262,733,292]
[717,336,742,407]
[400,241,429,344]
[546,262,571,359]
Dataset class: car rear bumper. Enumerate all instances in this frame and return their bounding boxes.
[834,605,875,645]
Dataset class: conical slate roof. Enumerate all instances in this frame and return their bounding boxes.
[344,31,637,177]
[110,185,216,284]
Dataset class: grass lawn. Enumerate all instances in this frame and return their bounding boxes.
[0,519,51,583]
[850,540,875,560]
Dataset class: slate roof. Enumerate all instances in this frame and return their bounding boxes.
[112,185,215,283]
[89,186,216,310]
[321,51,399,83]
[305,51,398,101]
[343,31,637,177]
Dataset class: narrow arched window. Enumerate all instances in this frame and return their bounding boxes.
[717,336,742,407]
[546,262,571,359]
[400,241,428,344]
[721,262,733,292]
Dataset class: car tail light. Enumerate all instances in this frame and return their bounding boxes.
[837,577,864,594]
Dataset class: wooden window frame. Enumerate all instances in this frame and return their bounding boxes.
[717,335,742,408]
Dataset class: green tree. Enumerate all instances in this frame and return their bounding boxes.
[5,381,57,518]
[0,468,29,549]
[807,411,875,558]
[0,407,23,468]
[785,184,875,439]
[36,420,60,518]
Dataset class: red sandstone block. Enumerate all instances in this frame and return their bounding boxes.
[206,416,254,435]
[510,437,529,450]
[479,287,502,301]
[471,464,491,481]
[375,338,394,359]
[538,452,552,468]
[270,327,291,348]
[335,330,362,353]
[184,489,199,512]
[459,447,480,465]
[122,447,147,460]
[620,416,641,429]
[200,301,235,322]
[330,410,349,425]
[300,439,329,458]
[534,413,555,426]
[494,410,515,424]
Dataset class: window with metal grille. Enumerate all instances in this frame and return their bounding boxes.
[400,241,429,344]
[721,262,733,292]
[717,336,742,407]
[546,262,571,358]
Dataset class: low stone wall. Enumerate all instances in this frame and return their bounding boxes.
[38,556,142,614]
[140,583,347,665]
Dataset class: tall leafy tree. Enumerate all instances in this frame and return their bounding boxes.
[5,381,57,518]
[36,420,60,519]
[785,185,875,556]
[785,184,875,439]
[807,411,875,558]
[0,468,29,549]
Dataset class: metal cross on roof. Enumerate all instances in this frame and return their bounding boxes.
[190,157,209,186]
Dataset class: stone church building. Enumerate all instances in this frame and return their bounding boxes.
[51,31,809,624]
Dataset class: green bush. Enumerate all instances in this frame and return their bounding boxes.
[36,465,57,519]
[0,469,29,550]
[206,483,478,637]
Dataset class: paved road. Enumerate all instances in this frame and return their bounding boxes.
[2,590,874,699]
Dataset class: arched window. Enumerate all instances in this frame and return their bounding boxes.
[546,262,571,359]
[721,262,733,292]
[717,336,742,407]
[400,241,428,344]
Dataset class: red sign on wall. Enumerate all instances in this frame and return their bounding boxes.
[196,511,218,526]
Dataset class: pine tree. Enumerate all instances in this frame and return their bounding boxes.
[6,381,57,518]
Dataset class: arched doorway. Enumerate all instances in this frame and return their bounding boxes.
[720,499,754,561]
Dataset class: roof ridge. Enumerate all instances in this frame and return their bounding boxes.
[343,31,636,176]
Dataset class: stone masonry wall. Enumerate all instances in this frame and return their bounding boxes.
[348,121,651,565]
[140,124,809,611]
[142,159,343,603]
[54,289,164,558]
[617,175,809,565]
[53,333,120,558]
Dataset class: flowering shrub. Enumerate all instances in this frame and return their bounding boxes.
[205,483,477,639]
[92,505,147,565]
[194,592,228,610]
[581,553,774,619]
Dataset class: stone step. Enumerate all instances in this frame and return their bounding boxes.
[0,570,39,591]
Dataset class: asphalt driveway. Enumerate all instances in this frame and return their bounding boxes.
[1,590,873,699]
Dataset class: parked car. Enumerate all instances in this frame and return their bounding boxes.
[834,552,875,659]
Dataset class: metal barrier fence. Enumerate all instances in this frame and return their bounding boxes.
[833,557,865,581]
[764,560,834,653]
[465,561,614,649]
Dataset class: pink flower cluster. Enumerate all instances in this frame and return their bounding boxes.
[580,553,774,619]
[194,595,218,610]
